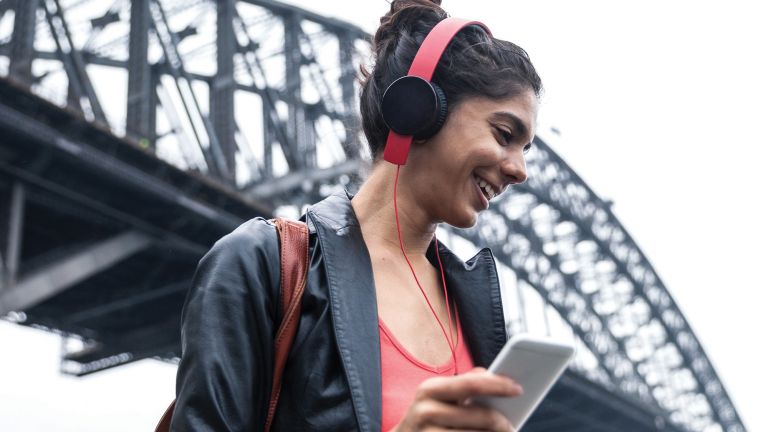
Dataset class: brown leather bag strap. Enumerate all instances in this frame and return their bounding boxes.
[153,218,309,432]
[265,217,309,430]
[153,400,175,432]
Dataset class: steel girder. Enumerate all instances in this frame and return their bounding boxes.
[8,0,38,85]
[43,0,108,123]
[211,0,237,184]
[0,182,24,289]
[0,76,271,374]
[0,231,153,315]
[0,0,369,192]
[126,0,153,141]
[448,138,746,431]
[148,0,229,179]
[0,1,746,431]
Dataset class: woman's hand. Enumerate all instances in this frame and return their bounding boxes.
[391,367,523,432]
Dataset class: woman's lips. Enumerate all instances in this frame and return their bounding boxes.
[474,179,489,210]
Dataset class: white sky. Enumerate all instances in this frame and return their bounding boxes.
[1,0,766,431]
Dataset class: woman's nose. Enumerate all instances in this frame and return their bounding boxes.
[501,149,528,186]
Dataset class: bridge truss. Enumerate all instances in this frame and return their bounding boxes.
[0,1,746,431]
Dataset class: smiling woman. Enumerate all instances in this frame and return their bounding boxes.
[394,95,538,226]
[169,0,543,431]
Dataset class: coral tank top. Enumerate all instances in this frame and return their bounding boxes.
[379,318,475,431]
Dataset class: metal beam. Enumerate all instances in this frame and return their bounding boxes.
[43,0,108,123]
[63,280,189,325]
[231,11,299,171]
[149,0,229,180]
[8,0,39,86]
[126,0,153,142]
[297,31,344,154]
[211,0,237,184]
[247,159,363,200]
[518,138,741,429]
[0,253,4,290]
[0,182,24,291]
[0,159,209,260]
[0,231,152,315]
[504,221,640,388]
[0,101,249,231]
[3,182,24,289]
[1,47,348,123]
[283,11,305,169]
[338,30,360,158]
[239,0,368,39]
[0,1,13,16]
[262,97,273,179]
[148,64,159,145]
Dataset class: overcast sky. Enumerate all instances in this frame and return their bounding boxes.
[1,0,766,431]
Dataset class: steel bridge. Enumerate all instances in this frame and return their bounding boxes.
[0,1,746,431]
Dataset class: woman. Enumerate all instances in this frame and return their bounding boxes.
[171,0,542,430]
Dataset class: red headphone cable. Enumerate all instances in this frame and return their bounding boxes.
[393,165,459,374]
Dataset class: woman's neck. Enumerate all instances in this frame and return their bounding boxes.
[351,162,437,259]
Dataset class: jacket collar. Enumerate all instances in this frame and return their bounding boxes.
[425,239,508,368]
[306,191,506,432]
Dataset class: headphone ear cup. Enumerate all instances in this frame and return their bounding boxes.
[414,83,448,140]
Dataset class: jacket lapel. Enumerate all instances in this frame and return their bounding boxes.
[307,193,381,432]
[305,192,507,431]
[427,241,508,368]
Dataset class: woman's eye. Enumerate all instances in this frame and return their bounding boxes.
[495,127,514,145]
[494,125,532,154]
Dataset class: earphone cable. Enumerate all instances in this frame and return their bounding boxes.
[393,165,458,374]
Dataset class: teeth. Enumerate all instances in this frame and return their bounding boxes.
[474,176,496,201]
[484,184,494,199]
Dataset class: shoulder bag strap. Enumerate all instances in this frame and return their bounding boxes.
[154,218,309,432]
[265,217,309,430]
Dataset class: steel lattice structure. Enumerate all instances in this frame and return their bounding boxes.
[0,1,746,431]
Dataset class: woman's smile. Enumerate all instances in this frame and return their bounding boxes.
[471,174,495,210]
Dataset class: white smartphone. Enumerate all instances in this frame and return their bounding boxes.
[472,334,575,429]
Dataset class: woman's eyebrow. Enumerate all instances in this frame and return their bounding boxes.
[491,112,533,143]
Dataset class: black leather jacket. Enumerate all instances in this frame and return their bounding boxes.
[171,191,508,431]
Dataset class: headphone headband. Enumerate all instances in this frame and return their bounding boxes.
[383,17,492,165]
[408,18,490,80]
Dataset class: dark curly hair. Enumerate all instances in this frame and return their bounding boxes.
[360,0,543,160]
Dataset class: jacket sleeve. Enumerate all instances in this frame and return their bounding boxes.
[171,219,281,431]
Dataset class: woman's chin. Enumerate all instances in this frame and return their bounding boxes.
[445,210,478,229]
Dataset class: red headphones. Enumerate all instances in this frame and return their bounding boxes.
[383,17,495,375]
[380,17,492,165]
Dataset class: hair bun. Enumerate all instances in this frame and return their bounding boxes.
[373,0,447,53]
[390,0,442,9]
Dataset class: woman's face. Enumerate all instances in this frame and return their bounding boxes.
[405,89,538,228]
